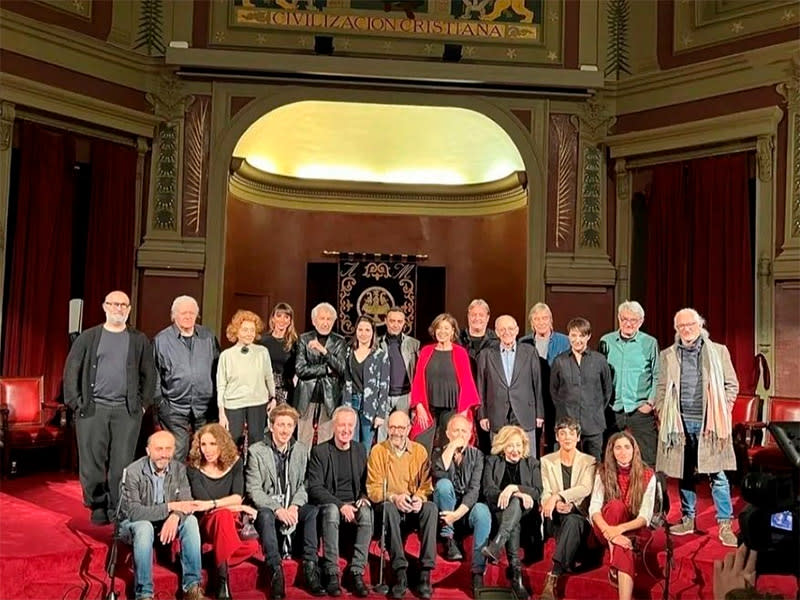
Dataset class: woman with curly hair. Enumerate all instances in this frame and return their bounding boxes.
[187,423,258,600]
[217,309,275,448]
[588,431,657,600]
[257,302,298,406]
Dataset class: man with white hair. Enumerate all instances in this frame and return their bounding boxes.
[655,308,739,547]
[64,290,154,524]
[153,295,220,461]
[599,300,660,466]
[295,302,347,447]
[458,299,499,377]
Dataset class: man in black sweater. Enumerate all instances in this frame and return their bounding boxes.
[307,406,372,597]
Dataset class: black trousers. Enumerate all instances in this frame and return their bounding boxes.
[579,433,604,462]
[255,504,319,571]
[374,501,438,571]
[157,403,210,462]
[76,403,142,511]
[227,404,267,449]
[614,409,657,467]
[548,512,591,575]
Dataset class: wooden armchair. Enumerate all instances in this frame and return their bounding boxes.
[734,396,800,475]
[0,376,69,477]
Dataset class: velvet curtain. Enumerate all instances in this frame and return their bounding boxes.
[82,140,138,327]
[2,122,75,403]
[644,153,756,392]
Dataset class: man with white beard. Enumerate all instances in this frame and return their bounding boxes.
[64,290,154,525]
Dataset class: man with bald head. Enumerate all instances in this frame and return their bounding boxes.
[119,431,206,600]
[477,315,543,456]
[64,290,154,525]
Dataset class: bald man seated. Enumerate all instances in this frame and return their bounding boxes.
[119,431,207,600]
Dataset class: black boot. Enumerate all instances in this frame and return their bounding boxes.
[505,530,530,600]
[303,560,325,597]
[324,568,341,597]
[471,573,484,599]
[216,562,232,600]
[443,537,463,561]
[417,569,432,599]
[268,566,285,600]
[390,567,408,599]
[481,532,508,564]
[349,570,369,598]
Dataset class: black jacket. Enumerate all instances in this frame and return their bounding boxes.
[306,438,368,508]
[482,454,542,509]
[63,324,155,418]
[294,330,347,416]
[432,445,484,509]
[458,329,500,379]
[477,343,544,432]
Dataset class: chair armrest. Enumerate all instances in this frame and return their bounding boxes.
[733,422,767,448]
[43,403,69,428]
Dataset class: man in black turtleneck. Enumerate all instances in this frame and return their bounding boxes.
[377,307,419,441]
[458,299,500,379]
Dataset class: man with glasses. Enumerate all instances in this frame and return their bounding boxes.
[367,410,436,599]
[64,290,154,525]
[599,301,659,466]
[655,308,739,547]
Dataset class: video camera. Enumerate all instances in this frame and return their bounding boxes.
[738,422,800,578]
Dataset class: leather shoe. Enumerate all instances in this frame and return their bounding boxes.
[270,569,286,600]
[90,507,109,525]
[443,537,463,561]
[350,570,369,598]
[417,569,432,599]
[390,568,407,599]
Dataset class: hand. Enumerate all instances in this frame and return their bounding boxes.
[414,405,431,430]
[541,495,559,519]
[192,499,215,512]
[479,418,491,432]
[240,505,258,518]
[308,339,328,355]
[275,507,292,525]
[447,437,467,454]
[498,485,515,510]
[286,505,299,526]
[373,417,385,429]
[159,513,180,544]
[516,492,534,510]
[714,544,757,600]
[340,504,357,523]
[410,496,423,513]
[393,494,414,513]
[168,500,197,514]
[637,403,654,414]
[555,501,572,514]
[536,417,544,428]
[440,510,460,526]
[219,412,229,431]
[603,525,624,542]
[610,534,632,549]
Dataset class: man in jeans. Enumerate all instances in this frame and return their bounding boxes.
[655,308,739,547]
[431,413,491,598]
[307,406,372,597]
[119,431,206,600]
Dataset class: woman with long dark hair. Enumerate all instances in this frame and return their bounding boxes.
[342,315,389,449]
[588,431,657,600]
[257,302,298,407]
[187,423,258,600]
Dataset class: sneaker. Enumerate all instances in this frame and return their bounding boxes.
[669,516,695,536]
[443,537,463,561]
[718,519,737,547]
[324,569,341,597]
[183,584,208,600]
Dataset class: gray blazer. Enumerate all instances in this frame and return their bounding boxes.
[120,456,193,523]
[246,439,309,512]
[378,333,420,390]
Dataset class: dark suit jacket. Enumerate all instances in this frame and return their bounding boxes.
[482,454,542,509]
[294,330,347,416]
[476,343,543,432]
[306,438,368,508]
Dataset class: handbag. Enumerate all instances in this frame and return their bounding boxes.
[238,514,259,541]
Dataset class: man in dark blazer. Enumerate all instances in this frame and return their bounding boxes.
[294,302,347,448]
[307,406,372,597]
[477,315,544,457]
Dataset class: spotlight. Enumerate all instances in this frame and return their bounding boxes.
[314,35,334,56]
[442,43,462,63]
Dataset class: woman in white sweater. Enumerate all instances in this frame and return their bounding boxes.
[217,309,275,448]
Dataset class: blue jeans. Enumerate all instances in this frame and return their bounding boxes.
[679,420,733,521]
[433,478,492,573]
[345,393,376,450]
[121,516,202,600]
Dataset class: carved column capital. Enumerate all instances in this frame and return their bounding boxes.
[146,73,194,121]
[0,102,16,152]
[756,135,774,182]
[136,136,150,155]
[571,96,617,145]
[776,53,800,112]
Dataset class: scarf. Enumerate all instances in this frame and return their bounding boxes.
[659,330,731,450]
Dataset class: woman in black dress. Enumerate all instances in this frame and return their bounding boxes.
[257,302,298,408]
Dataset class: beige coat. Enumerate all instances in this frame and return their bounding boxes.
[540,450,597,515]
[654,340,739,478]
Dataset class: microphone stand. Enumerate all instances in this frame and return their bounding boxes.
[374,477,389,595]
[105,471,127,600]
[661,517,673,600]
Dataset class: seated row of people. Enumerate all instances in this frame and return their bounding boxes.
[120,404,657,600]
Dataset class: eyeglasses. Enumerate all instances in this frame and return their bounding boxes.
[387,425,408,431]
[104,302,130,309]
[619,317,641,324]
[676,322,698,330]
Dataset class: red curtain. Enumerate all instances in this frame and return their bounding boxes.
[2,122,75,403]
[644,153,756,392]
[82,140,138,327]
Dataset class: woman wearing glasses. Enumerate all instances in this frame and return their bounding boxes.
[217,310,275,448]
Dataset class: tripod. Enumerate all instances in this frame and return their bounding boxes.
[105,475,127,600]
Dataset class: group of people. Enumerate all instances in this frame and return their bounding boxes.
[62,291,741,600]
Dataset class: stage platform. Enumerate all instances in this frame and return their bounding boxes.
[0,472,796,600]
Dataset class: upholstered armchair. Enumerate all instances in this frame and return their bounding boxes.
[0,376,69,476]
[734,396,800,476]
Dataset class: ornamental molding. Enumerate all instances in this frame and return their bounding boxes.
[0,102,15,151]
[776,53,800,112]
[756,135,775,182]
[146,73,194,122]
[570,96,617,144]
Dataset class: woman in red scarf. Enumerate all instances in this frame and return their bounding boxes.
[588,431,656,600]
[409,313,480,449]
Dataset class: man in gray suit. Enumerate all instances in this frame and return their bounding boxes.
[477,315,544,456]
[377,306,419,441]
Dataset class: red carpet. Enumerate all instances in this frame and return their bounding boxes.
[0,472,796,600]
